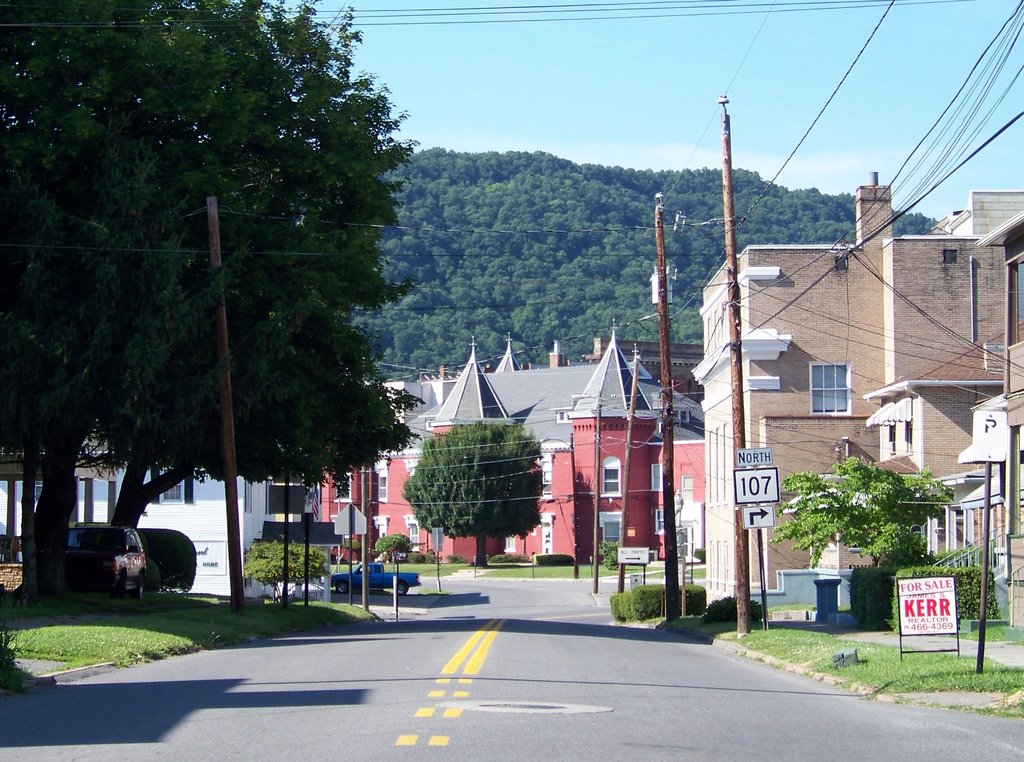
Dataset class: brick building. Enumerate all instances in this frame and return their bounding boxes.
[320,333,706,567]
[695,180,1022,602]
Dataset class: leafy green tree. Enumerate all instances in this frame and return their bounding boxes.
[773,457,951,567]
[403,423,542,566]
[374,534,412,561]
[0,1,414,593]
[243,541,327,599]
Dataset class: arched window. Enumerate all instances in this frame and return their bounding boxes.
[602,457,621,496]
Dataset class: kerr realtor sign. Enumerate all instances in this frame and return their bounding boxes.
[897,576,958,636]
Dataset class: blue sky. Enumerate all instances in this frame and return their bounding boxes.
[341,0,1022,222]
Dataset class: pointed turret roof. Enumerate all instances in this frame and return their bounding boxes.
[574,330,652,414]
[494,335,522,373]
[434,342,509,424]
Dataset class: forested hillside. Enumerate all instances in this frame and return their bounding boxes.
[363,149,932,377]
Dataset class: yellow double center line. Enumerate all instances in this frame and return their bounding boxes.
[441,619,505,675]
[396,620,506,748]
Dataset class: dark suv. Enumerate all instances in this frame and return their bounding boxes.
[66,525,147,598]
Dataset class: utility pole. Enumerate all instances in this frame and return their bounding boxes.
[719,97,751,635]
[655,193,681,620]
[207,196,245,614]
[592,400,602,595]
[360,466,370,611]
[617,348,641,594]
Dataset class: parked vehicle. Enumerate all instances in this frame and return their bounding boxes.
[65,525,147,598]
[331,562,420,595]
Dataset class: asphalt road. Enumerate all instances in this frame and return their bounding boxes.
[2,577,1023,760]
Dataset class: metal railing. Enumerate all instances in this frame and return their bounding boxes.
[936,537,1003,573]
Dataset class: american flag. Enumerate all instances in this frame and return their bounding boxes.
[305,485,321,520]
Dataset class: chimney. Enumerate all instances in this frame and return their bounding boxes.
[549,340,566,368]
[855,171,893,245]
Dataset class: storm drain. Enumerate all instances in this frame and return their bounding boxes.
[439,701,612,715]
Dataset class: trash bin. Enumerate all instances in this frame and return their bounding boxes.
[813,577,842,623]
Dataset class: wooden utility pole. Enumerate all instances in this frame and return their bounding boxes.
[207,196,245,614]
[655,194,681,620]
[360,466,371,611]
[617,349,641,594]
[592,401,602,595]
[719,98,751,635]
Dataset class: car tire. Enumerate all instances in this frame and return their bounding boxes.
[396,580,409,596]
[111,572,127,598]
[334,580,348,594]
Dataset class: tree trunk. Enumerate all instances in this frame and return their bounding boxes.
[35,430,85,595]
[112,460,191,527]
[474,535,487,567]
[18,439,39,605]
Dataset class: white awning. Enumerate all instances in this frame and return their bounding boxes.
[866,398,913,428]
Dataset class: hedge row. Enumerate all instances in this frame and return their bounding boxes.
[610,584,707,621]
[535,553,574,567]
[848,564,1001,631]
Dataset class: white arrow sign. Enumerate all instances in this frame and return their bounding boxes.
[742,504,776,530]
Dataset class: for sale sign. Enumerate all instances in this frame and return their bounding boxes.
[897,576,958,636]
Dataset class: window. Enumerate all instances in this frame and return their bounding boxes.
[377,472,388,502]
[408,519,419,544]
[810,363,850,414]
[942,248,957,264]
[505,535,517,552]
[888,424,897,455]
[602,517,621,543]
[905,421,913,453]
[655,508,665,534]
[541,453,553,496]
[650,464,662,491]
[678,475,694,504]
[161,483,183,503]
[601,457,621,496]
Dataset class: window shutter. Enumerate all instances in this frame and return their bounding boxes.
[184,479,194,504]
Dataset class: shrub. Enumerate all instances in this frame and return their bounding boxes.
[693,548,707,564]
[446,554,469,564]
[535,553,574,566]
[0,598,17,692]
[891,565,1000,629]
[608,584,708,622]
[138,528,197,592]
[631,585,665,619]
[406,551,435,564]
[684,584,707,616]
[849,567,896,629]
[488,553,529,564]
[703,596,763,623]
[144,561,162,592]
[599,541,618,570]
[610,592,635,622]
[375,534,411,561]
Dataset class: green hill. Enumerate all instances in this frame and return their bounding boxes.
[363,149,931,377]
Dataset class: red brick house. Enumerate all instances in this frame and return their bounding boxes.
[319,332,705,565]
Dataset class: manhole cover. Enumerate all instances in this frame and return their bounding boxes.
[440,700,612,715]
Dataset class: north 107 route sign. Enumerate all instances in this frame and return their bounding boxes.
[733,466,780,505]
